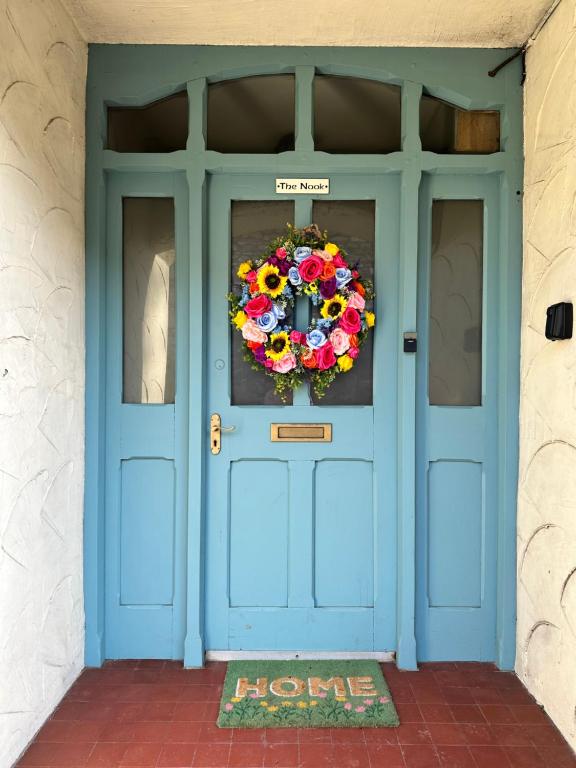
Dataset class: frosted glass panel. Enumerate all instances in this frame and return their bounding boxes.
[314,76,401,153]
[311,200,375,406]
[123,198,176,404]
[107,91,188,152]
[231,200,295,405]
[429,200,483,406]
[207,75,295,153]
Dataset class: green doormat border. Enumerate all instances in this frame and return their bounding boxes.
[217,660,399,728]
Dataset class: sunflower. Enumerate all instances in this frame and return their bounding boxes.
[320,293,347,320]
[266,331,291,361]
[257,263,287,298]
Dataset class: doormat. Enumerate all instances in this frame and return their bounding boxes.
[217,660,398,728]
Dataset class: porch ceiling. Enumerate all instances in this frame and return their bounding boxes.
[63,0,553,47]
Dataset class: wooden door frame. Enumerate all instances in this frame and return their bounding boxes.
[84,45,522,669]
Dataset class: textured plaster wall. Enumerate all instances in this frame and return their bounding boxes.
[0,0,87,765]
[519,0,576,751]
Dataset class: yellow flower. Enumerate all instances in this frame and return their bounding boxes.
[337,354,354,372]
[260,701,269,707]
[257,264,287,298]
[237,261,252,280]
[325,242,340,256]
[281,701,293,707]
[320,294,347,320]
[268,705,279,712]
[232,310,247,329]
[266,331,291,361]
[365,311,375,328]
[309,700,319,707]
[296,701,308,709]
[303,282,318,295]
[231,697,241,703]
[335,696,347,702]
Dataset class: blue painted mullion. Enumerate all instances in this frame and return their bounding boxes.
[186,78,207,153]
[287,461,316,608]
[295,65,315,153]
[402,80,422,153]
[184,161,208,667]
[396,158,421,669]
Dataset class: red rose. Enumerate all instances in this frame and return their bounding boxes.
[339,306,361,334]
[298,255,324,283]
[246,270,257,282]
[332,253,347,268]
[348,346,359,359]
[245,294,272,318]
[276,247,287,259]
[316,342,337,370]
[290,330,306,344]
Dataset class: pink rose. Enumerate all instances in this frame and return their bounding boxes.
[332,253,347,268]
[298,255,324,283]
[242,319,268,344]
[316,342,336,371]
[329,328,350,356]
[276,247,287,259]
[290,331,306,344]
[245,294,272,318]
[348,346,359,359]
[339,307,361,334]
[264,359,274,369]
[347,292,365,311]
[344,703,352,711]
[245,270,257,282]
[355,706,366,713]
[313,249,333,262]
[272,352,297,373]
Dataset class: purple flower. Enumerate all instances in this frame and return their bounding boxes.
[253,345,267,363]
[319,277,337,299]
[278,260,290,276]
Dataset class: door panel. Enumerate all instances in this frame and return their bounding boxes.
[104,173,188,660]
[205,173,399,652]
[416,175,499,661]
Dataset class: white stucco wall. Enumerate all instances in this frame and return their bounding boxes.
[518,0,576,752]
[0,0,87,765]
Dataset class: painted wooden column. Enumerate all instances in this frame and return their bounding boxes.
[396,80,422,670]
[184,77,207,667]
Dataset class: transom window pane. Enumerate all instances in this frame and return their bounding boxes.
[123,198,176,404]
[420,94,500,154]
[207,75,295,153]
[231,201,295,405]
[314,76,401,154]
[429,200,483,406]
[311,200,375,406]
[107,91,188,153]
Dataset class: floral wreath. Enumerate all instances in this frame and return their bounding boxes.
[228,224,375,399]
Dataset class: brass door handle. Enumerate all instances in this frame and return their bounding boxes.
[210,413,236,455]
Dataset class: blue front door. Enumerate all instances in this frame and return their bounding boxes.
[204,173,400,653]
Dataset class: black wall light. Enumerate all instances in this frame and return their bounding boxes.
[545,302,573,341]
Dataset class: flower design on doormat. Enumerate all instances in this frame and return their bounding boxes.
[228,224,375,400]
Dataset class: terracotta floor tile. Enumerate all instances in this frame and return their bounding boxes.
[479,706,516,724]
[490,725,533,748]
[262,743,299,767]
[397,724,434,745]
[450,706,486,724]
[298,743,336,767]
[157,743,197,767]
[172,704,209,722]
[397,702,425,722]
[50,742,96,765]
[164,722,204,743]
[363,726,399,745]
[427,724,467,746]
[437,746,476,768]
[196,723,233,743]
[469,687,503,706]
[503,747,547,767]
[332,743,370,767]
[468,746,511,768]
[192,743,231,767]
[366,744,406,767]
[509,707,550,726]
[419,704,455,723]
[536,745,576,767]
[18,742,59,766]
[263,728,299,744]
[119,742,163,766]
[296,728,332,743]
[231,728,266,743]
[228,742,265,767]
[523,725,566,746]
[460,724,498,747]
[86,742,128,767]
[402,744,441,767]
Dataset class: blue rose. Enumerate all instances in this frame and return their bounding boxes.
[294,246,312,264]
[335,267,353,288]
[288,266,302,285]
[273,303,286,320]
[306,329,328,349]
[256,311,279,333]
